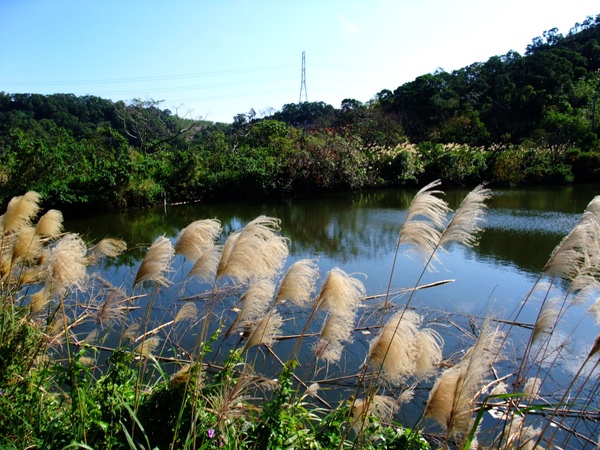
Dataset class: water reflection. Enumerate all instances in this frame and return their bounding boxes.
[65,184,599,279]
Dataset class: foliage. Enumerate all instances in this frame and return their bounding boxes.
[3,17,600,209]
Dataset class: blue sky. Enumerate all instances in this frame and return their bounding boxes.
[1,0,599,123]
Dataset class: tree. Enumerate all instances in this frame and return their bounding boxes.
[116,99,197,153]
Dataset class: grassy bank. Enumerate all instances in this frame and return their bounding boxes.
[1,185,599,449]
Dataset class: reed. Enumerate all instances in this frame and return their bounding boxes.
[1,188,599,450]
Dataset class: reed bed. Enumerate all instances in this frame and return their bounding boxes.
[0,185,598,449]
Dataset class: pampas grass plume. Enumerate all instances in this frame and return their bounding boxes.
[275,258,319,307]
[439,184,491,249]
[532,298,559,343]
[12,226,42,263]
[217,216,289,284]
[315,267,365,314]
[95,288,127,327]
[36,209,63,237]
[174,302,198,323]
[91,238,127,259]
[243,311,283,351]
[174,219,221,262]
[314,311,355,363]
[2,191,41,233]
[227,279,275,337]
[187,245,222,282]
[45,233,88,295]
[134,336,161,357]
[134,235,174,287]
[398,180,449,266]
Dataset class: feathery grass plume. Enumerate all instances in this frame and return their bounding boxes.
[174,302,198,323]
[274,258,319,307]
[35,209,63,237]
[543,196,600,280]
[29,288,49,314]
[20,264,45,285]
[208,375,254,443]
[532,298,560,344]
[174,218,221,262]
[95,288,127,327]
[439,184,491,249]
[397,180,450,266]
[368,310,429,383]
[425,321,504,436]
[89,238,127,261]
[314,311,356,363]
[44,233,88,295]
[123,323,141,342]
[217,216,289,284]
[133,235,174,287]
[522,377,541,401]
[413,328,444,378]
[187,245,222,282]
[226,279,275,338]
[83,328,99,344]
[351,395,399,427]
[304,382,320,398]
[134,336,161,357]
[589,333,600,358]
[314,267,365,314]
[170,364,200,388]
[11,226,42,263]
[2,191,41,234]
[242,310,283,351]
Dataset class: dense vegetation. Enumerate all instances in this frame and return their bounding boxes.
[2,186,600,449]
[2,16,600,210]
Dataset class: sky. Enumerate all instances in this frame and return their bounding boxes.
[1,1,599,124]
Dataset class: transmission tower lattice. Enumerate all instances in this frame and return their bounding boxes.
[299,51,307,103]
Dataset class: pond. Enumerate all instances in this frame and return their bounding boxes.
[64,182,600,441]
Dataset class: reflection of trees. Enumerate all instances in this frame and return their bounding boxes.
[63,186,598,277]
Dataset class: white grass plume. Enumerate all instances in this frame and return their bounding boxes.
[30,288,49,314]
[532,298,560,344]
[522,377,541,401]
[242,310,283,351]
[413,328,444,378]
[11,226,42,263]
[95,288,127,327]
[439,184,491,249]
[217,216,289,284]
[174,219,221,262]
[90,238,127,259]
[36,209,63,237]
[133,235,174,287]
[44,233,88,295]
[226,279,275,337]
[425,320,504,436]
[314,267,365,314]
[368,310,442,384]
[134,336,161,357]
[275,258,319,307]
[314,311,356,363]
[351,395,400,427]
[174,302,198,323]
[2,191,41,233]
[398,180,449,266]
[543,196,600,281]
[187,245,222,282]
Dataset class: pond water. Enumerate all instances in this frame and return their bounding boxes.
[64,183,600,436]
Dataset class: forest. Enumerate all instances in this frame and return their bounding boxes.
[2,15,600,210]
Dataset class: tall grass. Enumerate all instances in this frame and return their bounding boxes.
[0,186,598,449]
